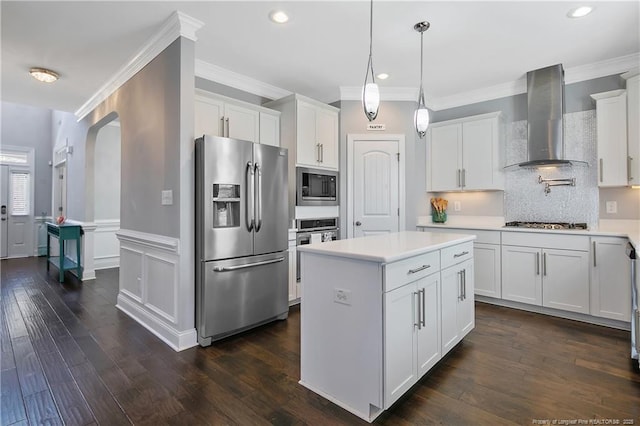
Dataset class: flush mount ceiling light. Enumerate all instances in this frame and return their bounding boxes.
[29,67,59,83]
[567,6,593,18]
[414,21,430,138]
[376,73,389,80]
[269,10,289,24]
[362,0,380,121]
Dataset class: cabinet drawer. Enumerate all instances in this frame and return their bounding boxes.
[384,251,440,292]
[441,241,474,270]
[501,231,589,251]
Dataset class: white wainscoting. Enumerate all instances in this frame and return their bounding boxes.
[94,219,120,270]
[116,229,197,351]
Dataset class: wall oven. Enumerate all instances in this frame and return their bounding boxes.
[296,217,339,282]
[296,167,338,206]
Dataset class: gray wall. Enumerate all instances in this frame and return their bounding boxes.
[195,77,269,106]
[338,100,424,232]
[94,123,121,220]
[1,102,53,217]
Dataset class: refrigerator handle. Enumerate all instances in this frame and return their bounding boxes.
[254,162,263,232]
[246,161,254,231]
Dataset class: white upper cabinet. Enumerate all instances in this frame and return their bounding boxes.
[195,90,280,146]
[591,89,628,187]
[624,73,640,185]
[426,112,503,192]
[265,94,340,171]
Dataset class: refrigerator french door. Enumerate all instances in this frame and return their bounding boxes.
[196,135,288,347]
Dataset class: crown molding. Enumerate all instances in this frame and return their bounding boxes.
[339,53,640,111]
[195,60,292,100]
[74,11,204,120]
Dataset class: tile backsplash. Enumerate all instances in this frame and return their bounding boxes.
[504,110,599,228]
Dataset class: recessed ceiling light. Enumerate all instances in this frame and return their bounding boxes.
[269,10,289,24]
[29,67,59,83]
[567,6,593,18]
[377,73,389,80]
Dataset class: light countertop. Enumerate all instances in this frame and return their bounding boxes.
[416,216,640,249]
[297,231,475,263]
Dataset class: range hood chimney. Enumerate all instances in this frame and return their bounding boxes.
[517,64,586,168]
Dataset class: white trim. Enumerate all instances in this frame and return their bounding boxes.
[346,134,406,238]
[94,219,120,231]
[590,89,626,101]
[116,293,198,352]
[74,11,204,120]
[116,229,179,254]
[339,53,640,110]
[143,252,178,324]
[93,255,119,270]
[476,296,630,331]
[195,60,292,100]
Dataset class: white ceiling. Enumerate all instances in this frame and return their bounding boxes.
[2,1,639,114]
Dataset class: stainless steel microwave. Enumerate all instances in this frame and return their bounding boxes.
[296,167,339,206]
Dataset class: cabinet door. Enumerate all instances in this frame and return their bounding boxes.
[195,97,224,138]
[474,243,501,298]
[627,76,640,184]
[462,118,497,190]
[441,265,462,354]
[501,245,542,306]
[542,249,589,314]
[590,238,631,321]
[259,112,280,147]
[384,282,417,408]
[296,101,319,167]
[596,92,628,187]
[458,260,475,338]
[288,245,298,302]
[417,274,441,377]
[428,124,462,191]
[316,108,339,170]
[225,103,260,142]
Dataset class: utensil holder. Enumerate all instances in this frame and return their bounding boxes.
[432,211,447,223]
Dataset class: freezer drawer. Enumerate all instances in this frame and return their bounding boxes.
[198,252,288,345]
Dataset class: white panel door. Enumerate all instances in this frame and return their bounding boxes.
[195,97,224,138]
[501,245,542,306]
[296,101,318,167]
[225,103,259,143]
[0,165,8,258]
[384,282,417,408]
[474,243,501,298]
[542,249,589,314]
[462,118,495,190]
[428,124,461,191]
[353,140,399,238]
[591,237,631,321]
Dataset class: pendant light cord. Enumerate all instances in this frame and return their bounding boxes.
[367,0,375,82]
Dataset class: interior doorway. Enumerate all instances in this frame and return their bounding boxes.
[347,134,406,238]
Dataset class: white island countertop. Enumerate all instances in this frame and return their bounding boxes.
[297,231,476,263]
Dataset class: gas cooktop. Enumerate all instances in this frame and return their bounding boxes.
[504,221,588,230]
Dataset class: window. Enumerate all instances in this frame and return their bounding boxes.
[0,152,28,165]
[11,171,30,216]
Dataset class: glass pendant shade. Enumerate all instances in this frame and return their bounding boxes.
[414,21,430,138]
[363,82,380,121]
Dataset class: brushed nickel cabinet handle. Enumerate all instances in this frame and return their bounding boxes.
[543,252,547,276]
[414,291,420,329]
[462,168,466,188]
[454,251,469,258]
[225,117,230,137]
[593,241,597,267]
[457,169,461,188]
[220,116,224,136]
[599,158,604,183]
[408,264,431,274]
[536,252,540,275]
[629,156,633,182]
[421,288,426,327]
[458,271,464,301]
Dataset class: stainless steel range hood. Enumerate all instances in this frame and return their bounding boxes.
[516,64,586,168]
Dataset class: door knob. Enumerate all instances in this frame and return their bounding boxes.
[355,221,362,226]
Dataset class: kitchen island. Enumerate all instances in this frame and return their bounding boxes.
[297,231,475,422]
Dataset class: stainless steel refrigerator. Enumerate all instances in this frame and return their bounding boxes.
[195,135,289,347]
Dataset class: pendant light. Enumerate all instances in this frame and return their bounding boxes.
[362,0,379,121]
[414,21,430,138]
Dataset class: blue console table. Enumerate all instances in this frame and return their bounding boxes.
[46,222,83,283]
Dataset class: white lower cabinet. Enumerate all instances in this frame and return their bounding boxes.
[590,237,631,321]
[474,243,501,298]
[501,232,590,314]
[384,273,440,408]
[441,259,474,354]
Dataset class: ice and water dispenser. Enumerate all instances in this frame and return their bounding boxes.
[212,184,240,228]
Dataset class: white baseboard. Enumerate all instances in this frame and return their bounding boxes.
[116,292,197,351]
[94,255,119,270]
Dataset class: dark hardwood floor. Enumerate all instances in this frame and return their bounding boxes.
[1,256,639,425]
